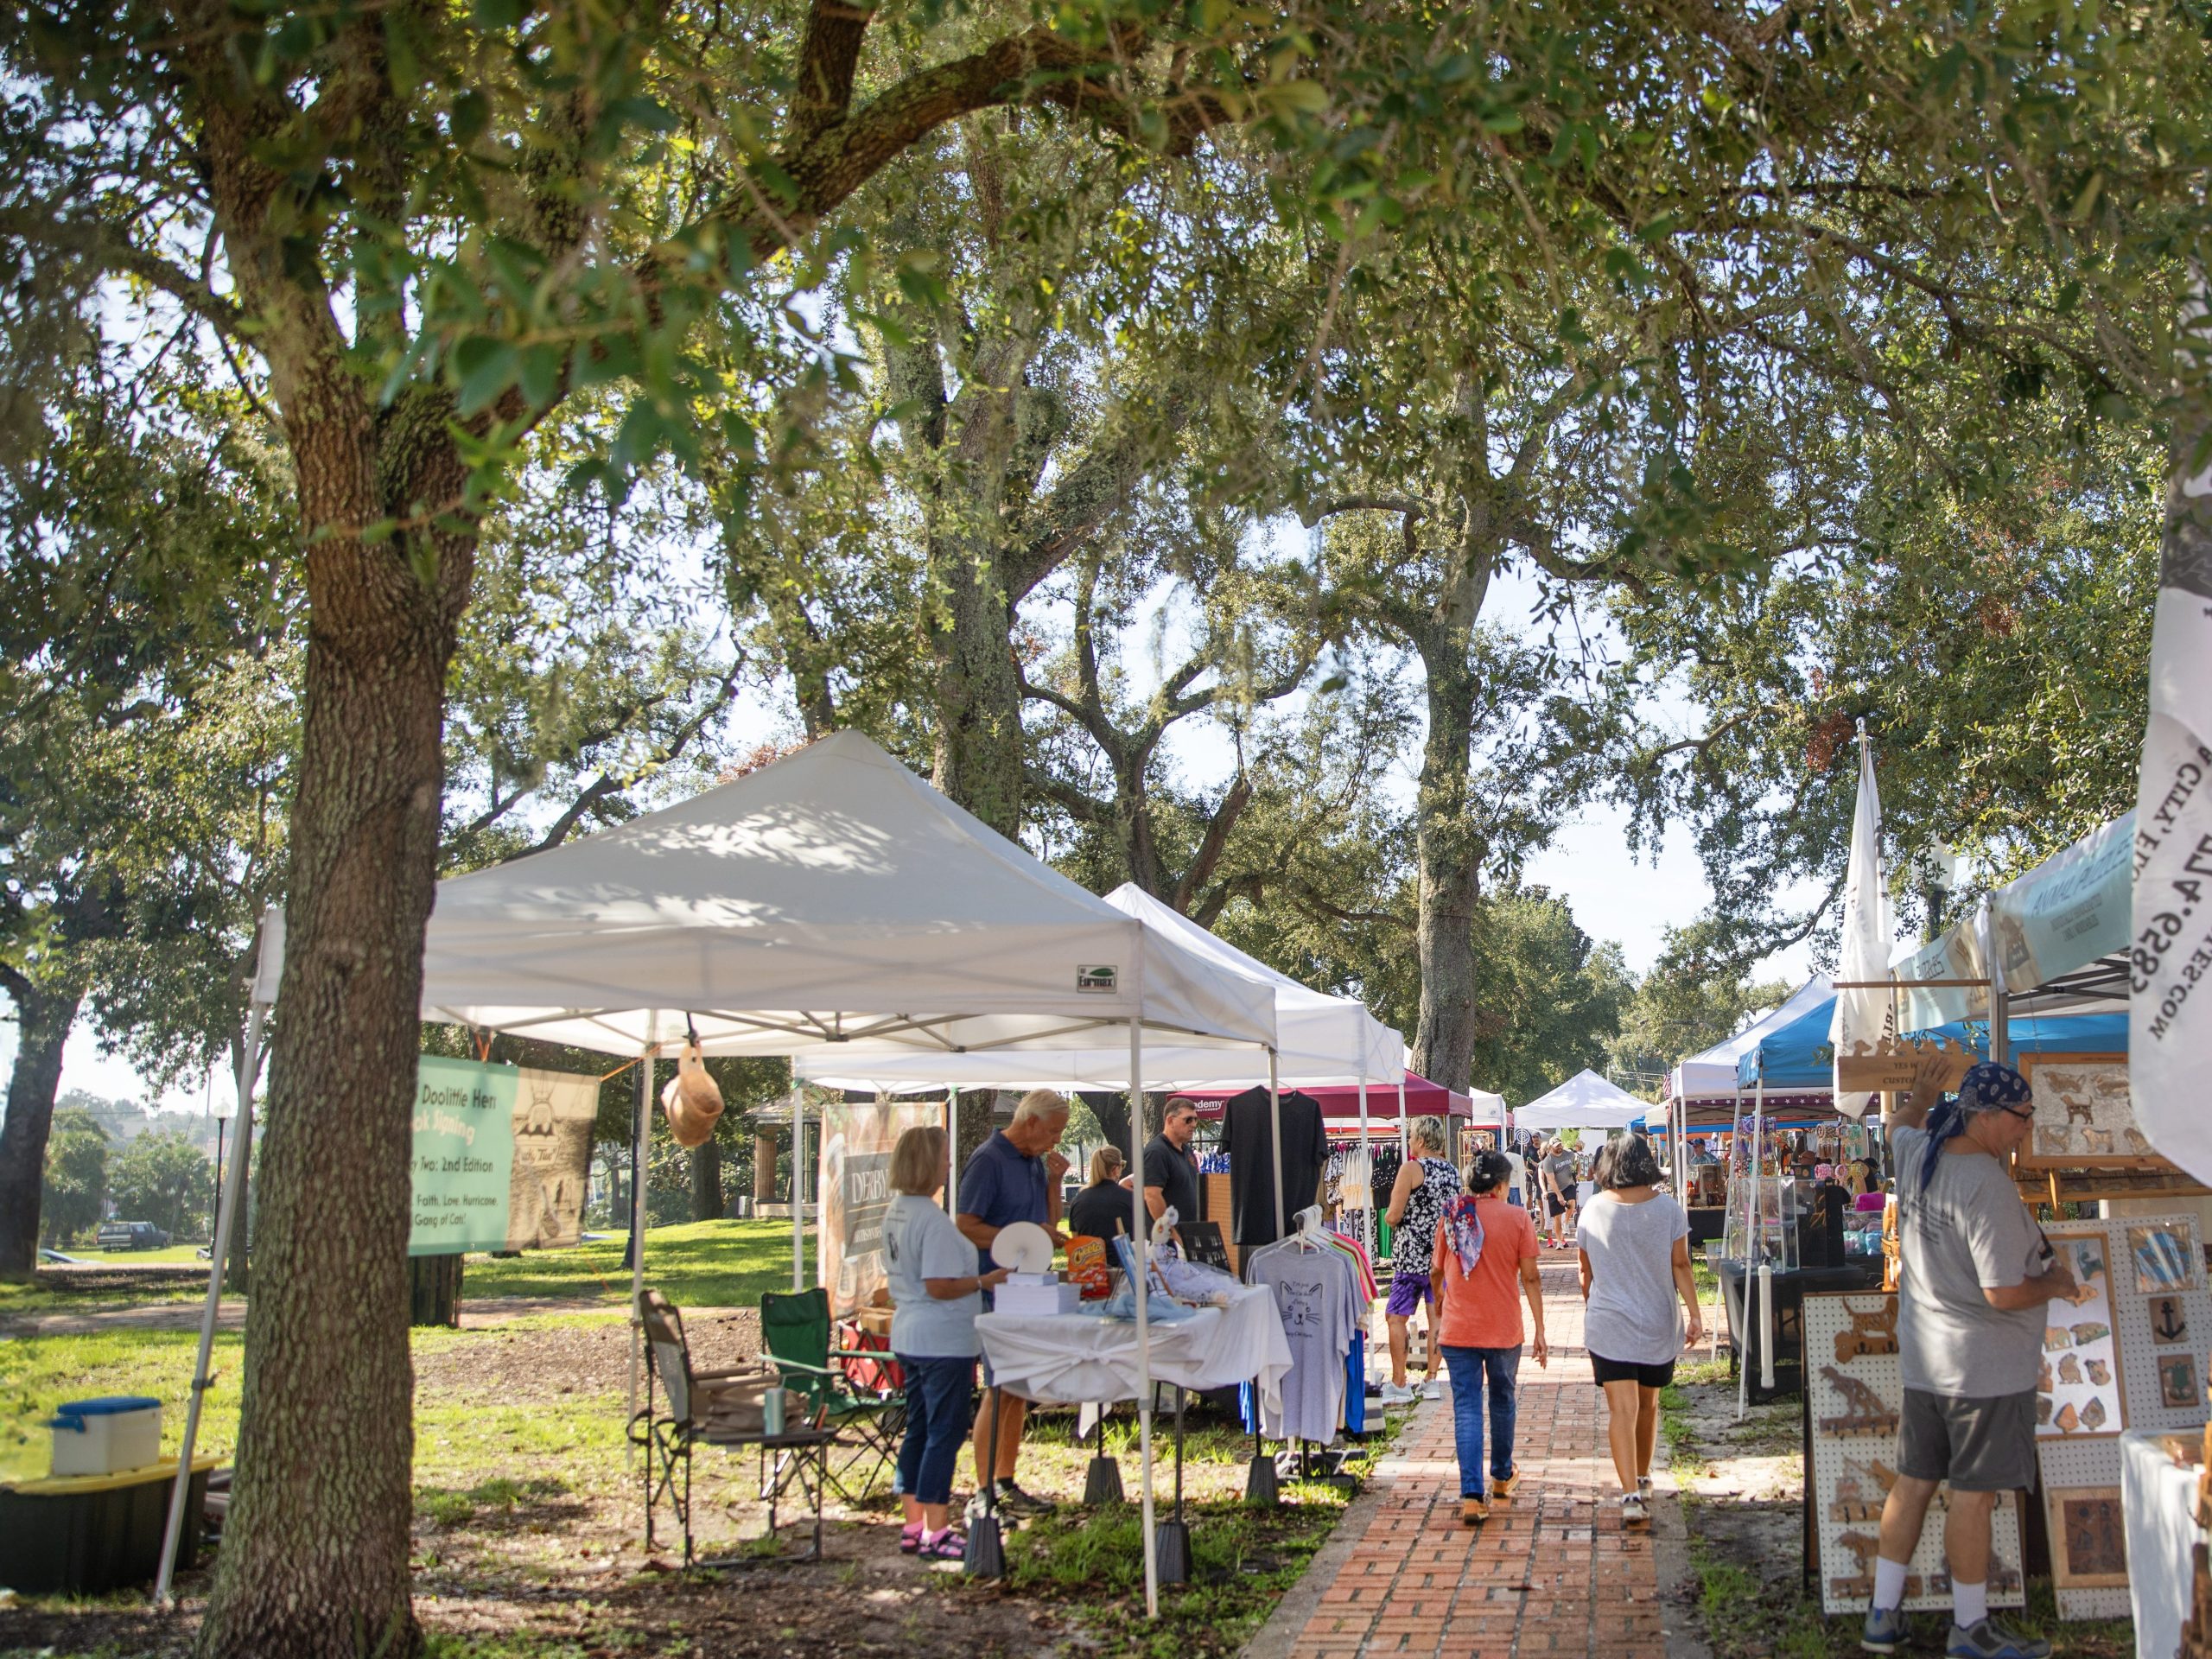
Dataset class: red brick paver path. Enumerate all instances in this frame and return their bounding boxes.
[1278,1263,1677,1659]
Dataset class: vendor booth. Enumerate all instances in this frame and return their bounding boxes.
[160,732,1299,1614]
[1513,1069,1649,1135]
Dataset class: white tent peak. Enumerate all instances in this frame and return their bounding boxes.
[1669,976,1834,1103]
[1514,1069,1651,1131]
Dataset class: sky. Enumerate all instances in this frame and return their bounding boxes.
[10,529,1823,1116]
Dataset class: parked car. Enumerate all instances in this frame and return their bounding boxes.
[95,1220,170,1251]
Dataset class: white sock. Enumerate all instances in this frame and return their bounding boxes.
[1953,1580,1987,1630]
[1872,1557,1910,1611]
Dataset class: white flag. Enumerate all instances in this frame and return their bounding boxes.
[1830,725,1896,1119]
[2132,275,2212,1181]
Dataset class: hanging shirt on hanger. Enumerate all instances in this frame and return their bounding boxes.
[1224,1087,1330,1246]
[1246,1236,1359,1442]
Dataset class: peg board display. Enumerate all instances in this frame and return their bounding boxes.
[2036,1214,2212,1619]
[1802,1293,2024,1617]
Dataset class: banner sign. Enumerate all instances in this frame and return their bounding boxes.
[817,1096,942,1313]
[410,1058,599,1256]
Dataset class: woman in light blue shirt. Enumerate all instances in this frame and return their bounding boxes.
[883,1126,1008,1559]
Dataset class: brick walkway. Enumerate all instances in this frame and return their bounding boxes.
[1272,1262,1678,1659]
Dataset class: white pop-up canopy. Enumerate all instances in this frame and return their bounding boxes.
[797,880,1399,1091]
[263,731,1278,1058]
[1514,1069,1651,1132]
[1668,977,1834,1104]
[177,733,1278,1619]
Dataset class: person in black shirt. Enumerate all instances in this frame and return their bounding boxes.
[1143,1098,1204,1244]
[1066,1147,1133,1239]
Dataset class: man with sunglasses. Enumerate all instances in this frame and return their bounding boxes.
[1862,1058,2076,1659]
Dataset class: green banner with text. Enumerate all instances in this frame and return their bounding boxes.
[410,1058,598,1256]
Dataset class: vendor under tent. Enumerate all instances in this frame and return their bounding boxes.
[161,731,1281,1618]
[1512,1069,1650,1134]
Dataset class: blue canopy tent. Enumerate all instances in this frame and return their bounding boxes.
[1733,1004,2129,1090]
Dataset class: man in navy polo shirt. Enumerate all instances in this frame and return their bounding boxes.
[956,1088,1071,1515]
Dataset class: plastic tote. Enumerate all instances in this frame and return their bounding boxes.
[47,1396,162,1477]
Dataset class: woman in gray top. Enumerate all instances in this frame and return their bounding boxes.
[1576,1132,1702,1529]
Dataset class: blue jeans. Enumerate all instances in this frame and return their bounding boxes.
[1440,1344,1522,1498]
[895,1355,976,1506]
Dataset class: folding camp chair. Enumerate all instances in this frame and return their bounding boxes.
[758,1287,906,1503]
[629,1287,831,1563]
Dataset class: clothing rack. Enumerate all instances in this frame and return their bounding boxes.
[1243,1205,1364,1497]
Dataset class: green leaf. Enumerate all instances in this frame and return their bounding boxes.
[453,336,518,416]
[473,0,528,29]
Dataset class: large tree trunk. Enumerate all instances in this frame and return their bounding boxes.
[1409,639,1483,1092]
[690,1137,725,1220]
[407,1254,463,1327]
[0,979,81,1279]
[753,1131,779,1205]
[927,536,1026,837]
[196,411,472,1659]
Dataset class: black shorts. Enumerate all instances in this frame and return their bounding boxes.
[1545,1193,1565,1217]
[1591,1353,1675,1389]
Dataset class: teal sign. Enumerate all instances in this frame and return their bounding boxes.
[410,1058,518,1256]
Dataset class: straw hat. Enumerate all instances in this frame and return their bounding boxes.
[661,1042,725,1147]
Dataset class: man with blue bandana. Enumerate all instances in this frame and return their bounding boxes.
[1861,1057,2076,1659]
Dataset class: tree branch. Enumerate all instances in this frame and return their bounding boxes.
[791,0,878,145]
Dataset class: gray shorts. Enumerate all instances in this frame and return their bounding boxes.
[1897,1388,2039,1492]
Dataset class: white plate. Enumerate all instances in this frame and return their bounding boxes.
[991,1221,1054,1274]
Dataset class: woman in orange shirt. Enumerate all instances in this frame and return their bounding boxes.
[1429,1150,1549,1524]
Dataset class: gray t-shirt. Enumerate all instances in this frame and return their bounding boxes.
[1892,1126,2045,1396]
[1249,1243,1358,1442]
[883,1194,982,1358]
[1578,1192,1690,1364]
[1544,1154,1576,1193]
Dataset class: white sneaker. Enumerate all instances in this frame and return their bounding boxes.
[1379,1382,1414,1405]
[1421,1378,1444,1401]
[1621,1492,1650,1529]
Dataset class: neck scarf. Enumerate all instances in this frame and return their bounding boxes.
[1916,1059,2032,1195]
[1444,1194,1486,1276]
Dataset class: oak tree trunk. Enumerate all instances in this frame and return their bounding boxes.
[1408,639,1483,1094]
[195,410,473,1659]
[407,1254,463,1327]
[0,980,82,1278]
[690,1136,725,1220]
[928,537,1026,837]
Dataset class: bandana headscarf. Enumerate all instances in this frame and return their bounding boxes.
[1916,1059,2033,1195]
[1444,1194,1486,1276]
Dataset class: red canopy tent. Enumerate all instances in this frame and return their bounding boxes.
[1174,1070,1478,1119]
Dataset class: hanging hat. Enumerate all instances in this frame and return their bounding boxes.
[662,1041,725,1147]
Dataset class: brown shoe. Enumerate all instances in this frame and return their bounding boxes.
[1460,1497,1490,1525]
[1491,1468,1519,1501]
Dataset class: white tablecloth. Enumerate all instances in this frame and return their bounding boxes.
[976,1284,1294,1416]
[2122,1426,2202,1659]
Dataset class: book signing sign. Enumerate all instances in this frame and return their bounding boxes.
[410,1057,599,1256]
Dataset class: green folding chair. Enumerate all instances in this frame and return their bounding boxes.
[758,1287,906,1503]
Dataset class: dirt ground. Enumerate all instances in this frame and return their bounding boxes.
[1,1306,1370,1659]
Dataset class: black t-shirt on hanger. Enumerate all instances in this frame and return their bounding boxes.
[1222,1085,1329,1246]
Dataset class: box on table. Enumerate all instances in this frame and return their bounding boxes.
[47,1396,162,1478]
[994,1274,1080,1316]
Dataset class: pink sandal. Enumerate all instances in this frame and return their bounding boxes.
[899,1522,924,1554]
[918,1528,966,1560]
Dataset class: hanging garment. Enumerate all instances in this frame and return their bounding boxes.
[1224,1087,1330,1246]
[1323,1225,1378,1302]
[1246,1236,1359,1442]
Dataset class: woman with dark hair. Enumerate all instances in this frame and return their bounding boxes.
[1429,1150,1548,1524]
[1577,1131,1702,1530]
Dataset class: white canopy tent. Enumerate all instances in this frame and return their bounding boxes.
[161,732,1278,1617]
[1513,1069,1651,1133]
[1668,978,1835,1104]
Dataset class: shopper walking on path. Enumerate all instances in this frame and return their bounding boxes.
[1382,1116,1461,1403]
[1860,1058,2075,1659]
[1577,1131,1701,1531]
[1429,1149,1548,1524]
[882,1126,1010,1560]
[1541,1141,1578,1248]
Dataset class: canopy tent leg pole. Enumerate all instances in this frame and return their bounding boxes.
[1357,1080,1371,1261]
[1129,1014,1159,1619]
[627,1022,656,1453]
[944,1086,957,1214]
[1396,1073,1408,1167]
[1268,1049,1287,1247]
[1738,1072,1764,1421]
[154,962,272,1606]
[793,1088,806,1293]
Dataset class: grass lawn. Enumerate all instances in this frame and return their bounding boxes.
[459,1217,816,1306]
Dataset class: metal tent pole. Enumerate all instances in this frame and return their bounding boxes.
[1129,1007,1160,1618]
[792,1087,807,1292]
[626,1019,656,1443]
[945,1086,957,1212]
[1357,1078,1371,1256]
[154,918,275,1605]
[1268,1049,1287,1246]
